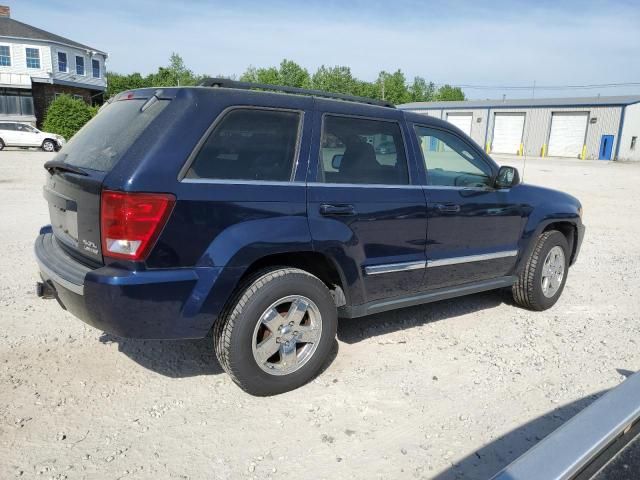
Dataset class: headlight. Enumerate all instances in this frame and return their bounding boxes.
[578,205,583,218]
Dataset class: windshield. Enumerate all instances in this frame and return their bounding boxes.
[59,98,169,172]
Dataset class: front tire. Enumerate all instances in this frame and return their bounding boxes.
[0,139,5,151]
[512,230,570,311]
[214,267,338,396]
[42,139,56,152]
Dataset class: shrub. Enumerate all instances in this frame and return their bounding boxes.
[42,95,98,141]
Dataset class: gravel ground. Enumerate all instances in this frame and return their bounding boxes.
[1,150,639,480]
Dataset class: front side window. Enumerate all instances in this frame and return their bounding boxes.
[58,51,67,72]
[319,115,409,185]
[415,125,493,188]
[25,48,40,69]
[75,55,85,75]
[0,45,10,66]
[92,59,100,78]
[185,109,301,182]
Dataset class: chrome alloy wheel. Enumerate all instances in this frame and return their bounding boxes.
[251,295,322,376]
[42,140,55,152]
[541,246,565,298]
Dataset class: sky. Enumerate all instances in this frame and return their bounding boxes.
[6,0,640,99]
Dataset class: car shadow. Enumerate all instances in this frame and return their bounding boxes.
[98,333,340,380]
[338,290,506,344]
[434,387,612,479]
[99,332,224,378]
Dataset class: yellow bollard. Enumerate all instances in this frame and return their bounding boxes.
[581,144,587,160]
[541,144,547,157]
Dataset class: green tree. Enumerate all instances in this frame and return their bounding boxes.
[105,72,150,98]
[376,70,411,104]
[42,95,98,140]
[310,65,357,94]
[408,76,435,102]
[435,84,465,101]
[278,59,310,88]
[147,52,200,87]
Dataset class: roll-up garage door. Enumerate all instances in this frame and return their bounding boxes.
[548,113,588,157]
[446,113,473,137]
[492,113,525,154]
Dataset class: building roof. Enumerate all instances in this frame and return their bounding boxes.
[399,95,640,110]
[0,16,106,55]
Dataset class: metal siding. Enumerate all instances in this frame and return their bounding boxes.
[403,105,624,160]
[617,102,640,161]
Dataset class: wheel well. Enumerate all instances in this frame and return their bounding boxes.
[42,138,56,145]
[543,221,577,262]
[240,252,347,306]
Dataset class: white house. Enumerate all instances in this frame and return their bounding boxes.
[0,5,107,126]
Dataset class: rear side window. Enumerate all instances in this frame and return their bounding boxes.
[185,109,301,182]
[319,115,409,185]
[61,98,169,172]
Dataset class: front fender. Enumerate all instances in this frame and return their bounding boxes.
[516,209,582,274]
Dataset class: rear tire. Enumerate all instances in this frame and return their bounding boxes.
[512,230,570,311]
[0,139,4,151]
[42,139,56,152]
[213,267,337,396]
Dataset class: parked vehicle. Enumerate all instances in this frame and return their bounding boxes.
[0,122,65,151]
[492,371,640,480]
[34,79,585,395]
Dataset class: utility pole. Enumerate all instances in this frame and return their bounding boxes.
[532,80,536,99]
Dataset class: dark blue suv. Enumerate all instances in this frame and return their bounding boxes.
[35,79,585,395]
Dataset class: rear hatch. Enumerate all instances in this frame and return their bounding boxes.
[44,93,170,265]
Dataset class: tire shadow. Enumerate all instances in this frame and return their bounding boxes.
[98,333,339,381]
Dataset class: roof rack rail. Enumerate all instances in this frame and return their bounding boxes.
[198,77,395,109]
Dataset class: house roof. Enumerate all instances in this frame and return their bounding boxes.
[399,95,640,110]
[0,16,106,55]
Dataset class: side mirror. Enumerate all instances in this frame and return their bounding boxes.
[331,154,343,170]
[495,166,520,188]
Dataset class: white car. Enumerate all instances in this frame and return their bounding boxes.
[0,122,65,152]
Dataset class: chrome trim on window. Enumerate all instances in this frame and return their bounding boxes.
[181,179,305,186]
[307,182,424,189]
[365,260,426,275]
[427,250,518,268]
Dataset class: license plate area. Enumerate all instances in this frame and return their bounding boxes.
[44,186,79,246]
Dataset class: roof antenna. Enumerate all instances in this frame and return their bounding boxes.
[521,81,536,182]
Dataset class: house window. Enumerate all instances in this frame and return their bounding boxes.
[0,46,10,66]
[0,88,35,116]
[58,52,67,72]
[75,56,85,75]
[632,136,637,151]
[92,59,100,78]
[73,94,84,101]
[25,48,40,69]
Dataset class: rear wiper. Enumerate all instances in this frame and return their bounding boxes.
[44,160,88,176]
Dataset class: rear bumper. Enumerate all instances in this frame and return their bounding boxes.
[34,228,238,339]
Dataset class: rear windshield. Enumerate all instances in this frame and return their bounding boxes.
[60,98,169,172]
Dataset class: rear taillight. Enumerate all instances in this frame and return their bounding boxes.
[100,190,175,261]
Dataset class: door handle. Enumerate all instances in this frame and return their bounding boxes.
[320,204,356,216]
[435,203,461,213]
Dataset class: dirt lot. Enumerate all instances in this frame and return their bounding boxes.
[1,150,639,480]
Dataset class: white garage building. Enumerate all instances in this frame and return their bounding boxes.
[399,96,640,161]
